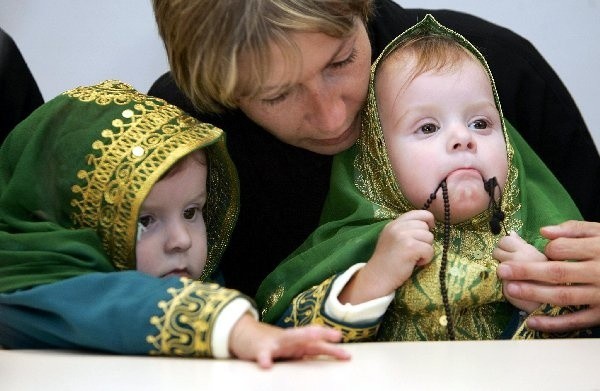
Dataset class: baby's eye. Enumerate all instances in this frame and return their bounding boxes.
[138,215,155,228]
[419,123,439,134]
[470,119,489,130]
[183,207,200,221]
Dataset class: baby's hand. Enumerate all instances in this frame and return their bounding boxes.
[229,314,350,369]
[340,210,435,305]
[370,209,435,283]
[493,231,546,313]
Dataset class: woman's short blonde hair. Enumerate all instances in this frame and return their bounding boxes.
[153,0,373,113]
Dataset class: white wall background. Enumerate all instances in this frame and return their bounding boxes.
[0,0,598,149]
[0,1,168,99]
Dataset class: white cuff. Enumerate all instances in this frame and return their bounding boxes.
[211,297,258,359]
[324,263,395,324]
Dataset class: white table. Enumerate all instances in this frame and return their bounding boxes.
[1,339,598,390]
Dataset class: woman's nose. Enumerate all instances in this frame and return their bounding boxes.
[304,82,346,134]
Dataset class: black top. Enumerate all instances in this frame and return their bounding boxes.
[149,0,600,296]
[0,27,44,142]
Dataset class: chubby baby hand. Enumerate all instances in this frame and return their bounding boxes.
[493,231,545,313]
[229,314,350,369]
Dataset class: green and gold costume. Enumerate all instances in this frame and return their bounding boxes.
[0,80,246,356]
[257,16,593,341]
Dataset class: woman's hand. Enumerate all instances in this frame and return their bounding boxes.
[496,220,600,332]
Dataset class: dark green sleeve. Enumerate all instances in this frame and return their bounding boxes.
[0,271,246,356]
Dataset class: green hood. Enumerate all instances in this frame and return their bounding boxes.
[0,80,239,293]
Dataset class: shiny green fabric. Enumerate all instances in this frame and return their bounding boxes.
[257,16,582,336]
[0,80,239,293]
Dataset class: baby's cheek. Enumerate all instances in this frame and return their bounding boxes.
[135,238,159,274]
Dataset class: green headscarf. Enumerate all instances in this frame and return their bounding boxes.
[0,80,239,293]
[257,16,581,340]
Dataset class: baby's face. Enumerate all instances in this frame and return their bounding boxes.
[376,56,507,223]
[135,152,208,279]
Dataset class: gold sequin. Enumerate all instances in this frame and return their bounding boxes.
[439,315,448,326]
[131,146,145,157]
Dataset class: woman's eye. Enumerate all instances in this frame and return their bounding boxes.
[330,48,357,69]
[183,207,199,220]
[419,123,439,134]
[262,91,289,106]
[139,215,154,228]
[470,119,489,130]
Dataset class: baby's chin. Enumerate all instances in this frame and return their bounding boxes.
[449,204,487,224]
[429,184,490,224]
[429,204,488,225]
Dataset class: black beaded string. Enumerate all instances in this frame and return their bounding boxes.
[421,178,456,340]
[420,177,505,341]
[483,177,506,235]
[421,181,443,210]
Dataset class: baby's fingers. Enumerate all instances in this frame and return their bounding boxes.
[275,327,350,360]
[397,210,435,229]
[256,351,274,369]
[299,340,351,361]
[496,231,525,251]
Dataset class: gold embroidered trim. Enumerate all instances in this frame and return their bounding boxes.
[147,278,242,357]
[284,276,379,342]
[66,81,229,270]
[63,80,147,106]
[513,304,590,339]
[261,285,285,321]
[201,139,240,279]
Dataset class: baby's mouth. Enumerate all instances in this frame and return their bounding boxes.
[445,167,481,182]
[421,176,505,234]
[163,268,191,278]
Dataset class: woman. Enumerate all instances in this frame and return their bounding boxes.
[149,0,600,332]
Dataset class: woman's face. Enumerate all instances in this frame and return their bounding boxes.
[236,21,371,155]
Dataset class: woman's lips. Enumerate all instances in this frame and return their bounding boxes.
[317,124,356,146]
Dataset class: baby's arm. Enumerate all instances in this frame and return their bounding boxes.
[0,271,348,367]
[254,211,434,342]
[493,231,547,313]
[266,211,434,339]
[170,281,349,368]
[267,270,385,343]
